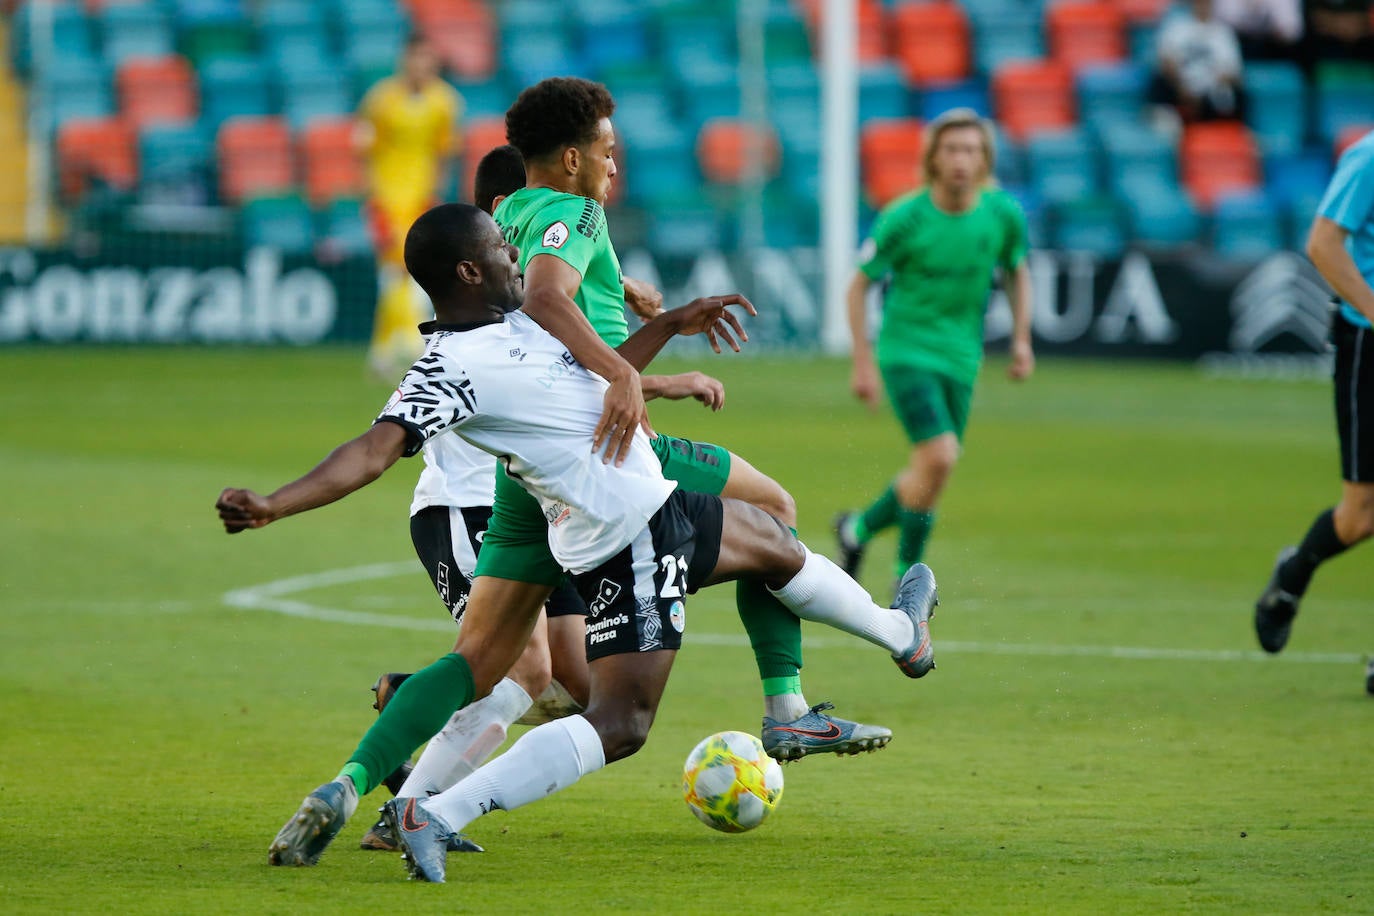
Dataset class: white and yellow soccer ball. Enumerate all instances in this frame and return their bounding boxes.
[681,730,784,833]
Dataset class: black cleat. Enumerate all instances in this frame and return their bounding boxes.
[833,511,866,578]
[1254,547,1300,654]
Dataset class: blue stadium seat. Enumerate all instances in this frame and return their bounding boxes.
[281,71,353,131]
[1264,151,1330,209]
[1127,21,1160,66]
[317,198,372,257]
[1051,197,1126,257]
[619,122,699,202]
[673,62,742,128]
[1285,191,1323,251]
[993,126,1026,187]
[768,64,820,113]
[1026,128,1100,205]
[497,0,569,32]
[139,122,214,205]
[1315,87,1374,147]
[338,0,407,32]
[973,12,1044,77]
[579,6,652,73]
[646,196,725,256]
[242,195,316,255]
[774,104,820,199]
[453,79,513,118]
[859,64,910,122]
[1005,185,1049,249]
[919,80,991,121]
[42,61,115,134]
[100,3,175,68]
[12,2,97,77]
[501,32,580,89]
[199,58,274,132]
[762,8,812,66]
[1099,121,1176,197]
[1213,191,1283,260]
[1245,62,1307,156]
[1076,63,1147,132]
[1121,175,1200,247]
[345,23,407,95]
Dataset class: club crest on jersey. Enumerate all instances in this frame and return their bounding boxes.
[669,600,686,633]
[542,221,570,249]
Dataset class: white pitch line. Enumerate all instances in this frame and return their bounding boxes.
[220,562,1366,666]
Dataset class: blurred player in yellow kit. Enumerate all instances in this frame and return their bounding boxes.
[355,34,462,376]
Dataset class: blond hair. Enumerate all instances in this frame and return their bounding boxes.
[921,108,997,187]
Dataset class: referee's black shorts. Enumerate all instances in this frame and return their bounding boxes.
[1331,309,1374,483]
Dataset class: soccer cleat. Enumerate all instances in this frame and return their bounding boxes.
[381,797,456,883]
[267,779,356,867]
[760,702,893,762]
[1254,547,1300,654]
[891,562,939,678]
[360,813,485,854]
[832,511,866,578]
[371,673,416,796]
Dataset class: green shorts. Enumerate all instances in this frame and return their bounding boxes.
[880,363,973,444]
[472,433,734,585]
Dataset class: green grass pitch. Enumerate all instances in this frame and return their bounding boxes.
[1,348,1370,914]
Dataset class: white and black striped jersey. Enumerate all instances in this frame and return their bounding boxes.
[409,414,496,517]
[376,310,676,575]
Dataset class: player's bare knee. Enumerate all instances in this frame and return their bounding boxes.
[584,704,655,763]
[508,642,553,700]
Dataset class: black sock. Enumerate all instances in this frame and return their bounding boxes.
[1278,509,1350,595]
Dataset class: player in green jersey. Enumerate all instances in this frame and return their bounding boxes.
[836,108,1035,586]
[255,80,904,868]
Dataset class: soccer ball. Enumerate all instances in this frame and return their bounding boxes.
[681,730,784,833]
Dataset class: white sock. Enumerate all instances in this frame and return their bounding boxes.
[424,714,606,834]
[335,775,360,820]
[516,678,587,726]
[397,678,533,798]
[768,546,915,654]
[764,693,811,722]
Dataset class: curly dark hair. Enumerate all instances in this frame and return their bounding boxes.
[505,77,615,162]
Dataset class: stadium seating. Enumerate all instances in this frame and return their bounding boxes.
[1046,1,1126,73]
[241,194,316,255]
[198,57,273,132]
[42,60,115,134]
[860,117,923,209]
[1180,121,1261,210]
[117,55,198,128]
[459,116,510,205]
[1123,177,1201,247]
[1075,63,1146,132]
[1026,128,1099,205]
[99,3,175,68]
[892,3,970,87]
[1244,61,1307,156]
[1213,191,1283,260]
[992,60,1074,141]
[138,121,213,204]
[217,117,294,204]
[697,119,781,185]
[299,118,364,206]
[317,197,373,257]
[56,117,137,201]
[1051,196,1126,257]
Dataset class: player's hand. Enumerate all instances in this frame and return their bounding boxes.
[1008,339,1035,381]
[215,488,275,533]
[593,369,650,466]
[851,361,882,410]
[623,276,665,322]
[644,372,726,411]
[670,294,756,353]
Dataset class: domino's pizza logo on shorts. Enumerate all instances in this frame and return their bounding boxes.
[542,221,570,249]
[588,578,621,618]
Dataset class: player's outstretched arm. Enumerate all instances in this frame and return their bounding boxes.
[215,422,408,533]
[617,294,756,371]
[622,275,664,322]
[642,372,726,411]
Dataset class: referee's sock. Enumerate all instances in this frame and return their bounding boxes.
[1278,508,1351,596]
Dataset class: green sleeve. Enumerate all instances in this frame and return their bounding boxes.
[858,203,900,280]
[524,196,607,279]
[999,193,1029,272]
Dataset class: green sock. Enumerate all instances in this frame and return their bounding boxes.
[896,508,936,577]
[857,484,900,543]
[344,652,474,795]
[738,578,804,681]
[761,674,803,697]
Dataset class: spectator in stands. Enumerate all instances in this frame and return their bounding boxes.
[1303,0,1374,65]
[1149,0,1247,126]
[355,33,463,378]
[1214,0,1303,60]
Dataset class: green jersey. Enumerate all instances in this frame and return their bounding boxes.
[858,186,1028,384]
[493,186,628,345]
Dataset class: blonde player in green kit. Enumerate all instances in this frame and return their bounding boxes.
[836,109,1036,587]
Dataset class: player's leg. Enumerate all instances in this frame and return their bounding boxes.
[528,580,590,718]
[653,434,844,745]
[1257,317,1374,654]
[386,508,696,882]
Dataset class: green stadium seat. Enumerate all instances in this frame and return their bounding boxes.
[1051,196,1126,257]
[1213,191,1283,261]
[1245,62,1307,156]
[317,198,373,258]
[100,3,175,69]
[241,194,316,255]
[1026,128,1100,205]
[198,57,273,132]
[138,121,214,205]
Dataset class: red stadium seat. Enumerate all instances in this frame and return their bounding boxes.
[794,0,890,62]
[117,55,197,128]
[218,117,294,204]
[56,117,137,200]
[1112,0,1173,23]
[1336,124,1373,159]
[892,2,970,86]
[696,119,781,185]
[1180,121,1260,210]
[460,116,509,205]
[992,60,1074,141]
[299,118,364,206]
[410,0,496,80]
[860,118,924,208]
[1047,1,1126,72]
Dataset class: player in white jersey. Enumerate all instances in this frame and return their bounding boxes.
[216,204,941,883]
